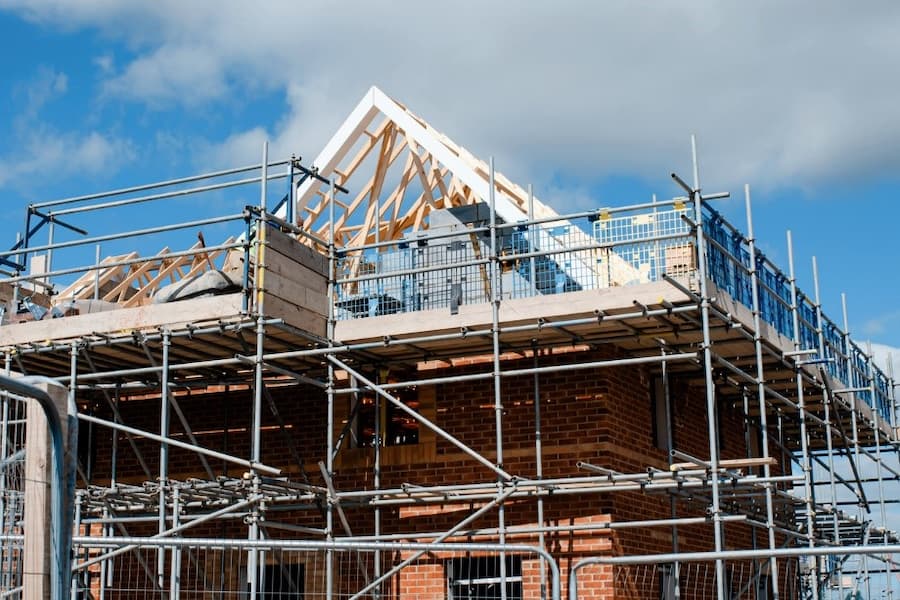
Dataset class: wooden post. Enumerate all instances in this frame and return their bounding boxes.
[23,381,69,600]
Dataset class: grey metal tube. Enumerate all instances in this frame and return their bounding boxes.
[2,240,242,285]
[888,354,897,432]
[323,514,749,542]
[347,486,518,600]
[813,255,842,595]
[532,342,547,600]
[786,232,817,588]
[77,413,281,474]
[710,353,830,430]
[325,176,337,600]
[334,470,801,499]
[247,140,269,600]
[488,157,508,600]
[340,196,688,255]
[234,355,327,389]
[64,356,244,383]
[568,544,900,600]
[70,538,561,600]
[527,184,537,291]
[168,487,181,600]
[336,231,691,286]
[70,494,81,598]
[337,255,490,285]
[263,303,700,364]
[327,354,512,481]
[74,496,259,571]
[684,136,725,600]
[867,341,893,599]
[0,213,245,259]
[32,160,289,210]
[156,331,170,588]
[373,370,382,599]
[345,475,802,506]
[336,353,698,398]
[51,171,289,216]
[843,292,872,595]
[41,303,696,373]
[66,346,80,599]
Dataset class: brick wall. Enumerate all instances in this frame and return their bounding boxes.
[84,344,791,598]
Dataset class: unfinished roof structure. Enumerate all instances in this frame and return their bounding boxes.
[0,86,897,599]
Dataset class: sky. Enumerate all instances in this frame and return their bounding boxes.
[0,4,898,360]
[2,1,900,589]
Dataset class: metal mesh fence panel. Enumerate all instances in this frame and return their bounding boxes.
[71,542,553,600]
[0,393,28,597]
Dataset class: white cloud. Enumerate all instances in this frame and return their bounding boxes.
[0,64,135,190]
[871,343,900,381]
[0,127,135,188]
[863,311,900,338]
[14,66,68,120]
[103,44,229,107]
[93,54,114,74]
[196,81,345,169]
[4,1,900,194]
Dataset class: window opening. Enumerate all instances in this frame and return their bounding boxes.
[446,556,523,600]
[355,385,420,447]
[261,562,304,599]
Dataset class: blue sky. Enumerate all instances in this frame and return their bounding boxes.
[3,3,900,589]
[0,1,899,372]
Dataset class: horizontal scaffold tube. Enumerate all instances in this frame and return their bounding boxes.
[78,413,281,475]
[337,474,802,507]
[32,160,290,210]
[3,241,243,285]
[323,514,750,543]
[71,538,561,600]
[568,545,900,600]
[74,496,260,572]
[335,351,700,395]
[328,354,513,482]
[51,171,289,216]
[0,212,246,259]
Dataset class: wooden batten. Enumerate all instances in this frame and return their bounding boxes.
[264,228,327,275]
[260,295,327,338]
[254,228,329,338]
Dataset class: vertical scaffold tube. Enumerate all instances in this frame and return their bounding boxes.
[532,341,547,600]
[0,352,9,579]
[813,256,841,598]
[745,186,780,599]
[842,294,870,597]
[488,157,508,600]
[689,136,726,600]
[157,331,170,591]
[786,231,818,597]
[169,487,181,599]
[248,140,269,600]
[374,369,382,600]
[325,176,337,600]
[867,341,891,599]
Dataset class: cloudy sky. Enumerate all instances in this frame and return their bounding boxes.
[3,2,900,585]
[0,1,899,368]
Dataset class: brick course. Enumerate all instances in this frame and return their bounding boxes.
[84,344,791,598]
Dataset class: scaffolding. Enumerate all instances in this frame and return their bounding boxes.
[0,93,897,599]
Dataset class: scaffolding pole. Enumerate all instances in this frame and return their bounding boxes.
[786,230,819,596]
[0,148,897,600]
[745,184,781,599]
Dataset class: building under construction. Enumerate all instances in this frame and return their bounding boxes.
[0,87,896,599]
